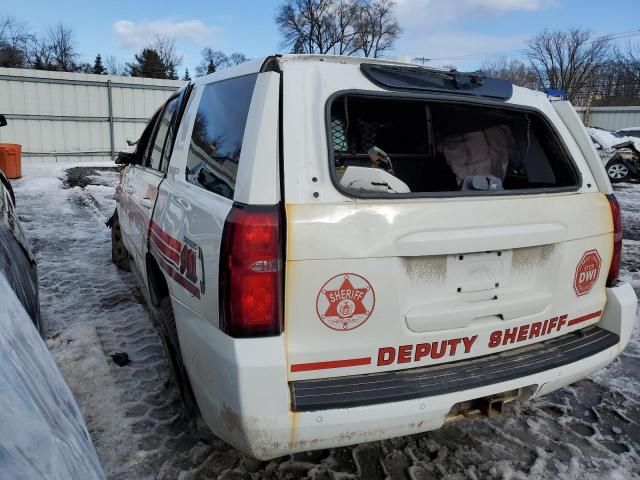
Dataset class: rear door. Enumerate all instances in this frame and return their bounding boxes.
[127,95,182,277]
[281,61,614,382]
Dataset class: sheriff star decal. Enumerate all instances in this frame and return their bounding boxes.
[316,273,375,331]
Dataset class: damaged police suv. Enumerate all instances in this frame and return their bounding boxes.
[111,55,637,459]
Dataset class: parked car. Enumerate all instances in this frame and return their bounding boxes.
[0,114,41,334]
[110,55,637,460]
[616,126,640,139]
[587,126,640,182]
[0,271,104,480]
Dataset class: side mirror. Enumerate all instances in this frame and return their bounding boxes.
[0,115,7,127]
[0,172,15,206]
[115,151,139,165]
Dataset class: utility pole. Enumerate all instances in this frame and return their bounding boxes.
[413,57,431,65]
[583,91,594,127]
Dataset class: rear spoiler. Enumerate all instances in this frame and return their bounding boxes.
[360,63,513,100]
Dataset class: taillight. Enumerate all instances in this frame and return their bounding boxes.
[607,194,622,287]
[219,203,284,337]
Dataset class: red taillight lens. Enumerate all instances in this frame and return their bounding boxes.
[219,204,283,337]
[607,194,622,287]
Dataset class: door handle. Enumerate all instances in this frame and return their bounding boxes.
[140,198,154,209]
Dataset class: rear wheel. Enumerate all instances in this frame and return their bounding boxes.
[159,297,200,424]
[107,210,130,271]
[606,159,631,183]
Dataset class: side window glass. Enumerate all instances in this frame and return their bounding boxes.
[186,74,257,200]
[160,88,188,173]
[137,109,162,163]
[146,96,180,171]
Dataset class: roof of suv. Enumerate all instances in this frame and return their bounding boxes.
[191,54,549,106]
[192,54,451,86]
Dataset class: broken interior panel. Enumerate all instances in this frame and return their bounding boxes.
[329,95,580,196]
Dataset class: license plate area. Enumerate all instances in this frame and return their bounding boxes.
[446,251,510,293]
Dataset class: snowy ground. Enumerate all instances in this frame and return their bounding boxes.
[10,163,640,480]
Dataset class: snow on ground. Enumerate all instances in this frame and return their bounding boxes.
[10,163,640,480]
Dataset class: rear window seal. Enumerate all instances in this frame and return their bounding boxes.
[324,89,583,200]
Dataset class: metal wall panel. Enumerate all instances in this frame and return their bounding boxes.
[0,67,183,162]
[575,106,640,131]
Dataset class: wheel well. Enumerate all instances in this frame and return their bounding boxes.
[146,253,169,307]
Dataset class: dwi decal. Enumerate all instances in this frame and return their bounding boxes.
[316,273,375,331]
[574,250,601,296]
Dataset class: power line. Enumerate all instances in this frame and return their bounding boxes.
[422,29,640,62]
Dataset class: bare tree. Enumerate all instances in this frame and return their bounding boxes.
[590,42,640,106]
[27,36,53,70]
[196,48,227,76]
[228,52,248,66]
[332,0,359,55]
[275,0,400,57]
[276,0,336,54]
[195,49,248,76]
[150,36,183,79]
[0,15,32,68]
[481,57,539,89]
[354,0,401,58]
[527,28,610,102]
[47,23,78,71]
[105,55,126,76]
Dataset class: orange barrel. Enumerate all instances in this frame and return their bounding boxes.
[0,143,22,179]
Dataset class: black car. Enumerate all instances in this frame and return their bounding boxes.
[0,114,41,334]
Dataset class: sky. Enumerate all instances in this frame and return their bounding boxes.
[4,0,640,75]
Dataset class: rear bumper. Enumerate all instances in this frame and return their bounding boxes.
[195,283,637,460]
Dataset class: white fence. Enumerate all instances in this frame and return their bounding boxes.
[0,68,183,163]
[575,106,640,131]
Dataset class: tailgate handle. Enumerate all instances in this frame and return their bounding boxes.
[405,291,552,333]
[396,223,566,256]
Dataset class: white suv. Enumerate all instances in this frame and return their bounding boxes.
[111,55,637,460]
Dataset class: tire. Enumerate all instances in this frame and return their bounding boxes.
[159,297,200,423]
[108,210,130,271]
[606,159,631,183]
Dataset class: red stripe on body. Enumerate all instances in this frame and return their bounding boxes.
[568,310,603,327]
[150,220,182,251]
[154,250,201,299]
[149,231,180,264]
[291,357,372,373]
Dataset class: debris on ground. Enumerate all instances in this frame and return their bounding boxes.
[110,352,131,367]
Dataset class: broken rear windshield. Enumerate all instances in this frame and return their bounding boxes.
[328,94,579,197]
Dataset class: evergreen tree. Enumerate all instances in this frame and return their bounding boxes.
[206,60,215,74]
[127,48,165,79]
[92,53,106,74]
[182,68,191,81]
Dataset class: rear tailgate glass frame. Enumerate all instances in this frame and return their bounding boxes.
[325,90,583,200]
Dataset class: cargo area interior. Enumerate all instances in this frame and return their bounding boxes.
[329,95,580,195]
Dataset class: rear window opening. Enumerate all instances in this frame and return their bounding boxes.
[328,94,580,197]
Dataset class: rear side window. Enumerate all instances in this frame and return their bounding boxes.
[186,74,257,200]
[146,96,180,171]
[328,95,579,197]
